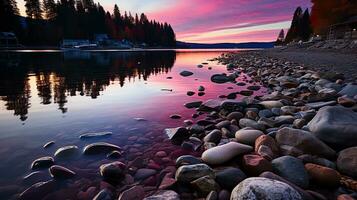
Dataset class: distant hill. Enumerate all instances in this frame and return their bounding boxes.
[176,41,274,49]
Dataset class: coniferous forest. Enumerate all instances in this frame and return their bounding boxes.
[0,0,176,46]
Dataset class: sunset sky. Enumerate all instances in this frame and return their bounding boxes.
[17,0,312,43]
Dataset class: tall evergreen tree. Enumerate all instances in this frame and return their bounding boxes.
[43,0,57,19]
[25,0,43,19]
[301,9,312,41]
[0,0,20,31]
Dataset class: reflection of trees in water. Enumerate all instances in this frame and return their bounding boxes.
[0,51,176,121]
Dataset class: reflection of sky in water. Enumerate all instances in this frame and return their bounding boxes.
[0,50,265,199]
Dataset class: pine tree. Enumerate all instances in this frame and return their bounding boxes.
[43,0,57,19]
[25,0,43,19]
[0,0,20,31]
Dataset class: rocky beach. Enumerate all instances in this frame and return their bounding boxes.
[11,50,357,200]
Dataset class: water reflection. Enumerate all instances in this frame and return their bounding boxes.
[0,51,176,121]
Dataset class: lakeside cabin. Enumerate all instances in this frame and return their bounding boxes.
[0,32,19,47]
[328,16,357,40]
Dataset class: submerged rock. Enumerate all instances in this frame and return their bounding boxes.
[54,145,80,159]
[49,165,76,179]
[184,101,202,108]
[43,141,55,148]
[31,156,54,170]
[201,142,253,165]
[231,177,302,200]
[164,127,190,145]
[83,142,121,155]
[79,131,112,139]
[211,74,231,83]
[180,70,194,77]
[100,161,126,183]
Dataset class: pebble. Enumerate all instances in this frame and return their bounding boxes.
[31,156,54,170]
[49,165,76,179]
[83,142,121,155]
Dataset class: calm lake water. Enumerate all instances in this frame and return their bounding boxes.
[0,50,265,199]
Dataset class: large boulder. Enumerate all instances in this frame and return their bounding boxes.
[306,106,357,148]
[272,156,309,189]
[201,142,253,165]
[276,127,336,158]
[230,177,302,200]
[337,147,357,178]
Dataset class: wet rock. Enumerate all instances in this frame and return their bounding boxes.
[143,190,180,200]
[203,129,222,144]
[22,171,51,185]
[93,189,112,200]
[43,141,55,148]
[191,175,219,196]
[255,135,279,155]
[211,74,231,84]
[198,91,205,96]
[159,173,176,190]
[134,168,157,180]
[54,145,80,159]
[180,70,194,77]
[305,163,341,187]
[197,64,203,68]
[199,99,222,111]
[239,90,253,96]
[338,83,357,97]
[118,186,145,200]
[231,177,302,200]
[235,128,264,145]
[184,101,202,108]
[198,86,205,91]
[170,114,182,119]
[31,156,54,170]
[227,92,237,99]
[187,91,195,96]
[215,120,230,129]
[239,118,265,131]
[306,106,357,148]
[242,154,272,176]
[83,142,121,155]
[247,85,261,91]
[106,150,122,159]
[175,164,214,183]
[201,142,253,165]
[298,154,336,169]
[99,161,126,183]
[176,155,202,166]
[338,96,356,107]
[164,127,190,145]
[259,101,284,109]
[226,112,244,121]
[183,119,193,126]
[79,131,112,139]
[181,137,202,151]
[272,156,309,188]
[215,167,246,190]
[49,165,76,179]
[276,127,335,158]
[19,180,57,200]
[337,147,357,178]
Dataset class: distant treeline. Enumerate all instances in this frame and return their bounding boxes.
[276,0,357,44]
[0,0,176,46]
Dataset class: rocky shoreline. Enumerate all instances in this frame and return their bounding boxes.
[154,52,357,200]
[17,51,357,200]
